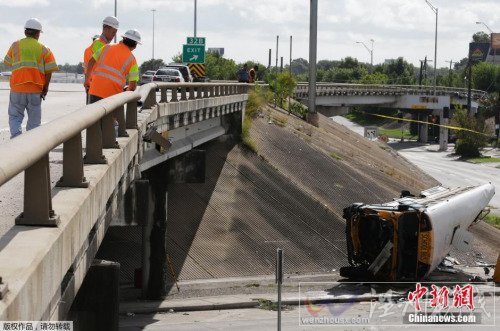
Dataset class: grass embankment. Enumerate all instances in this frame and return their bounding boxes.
[484,214,500,229]
[465,157,500,164]
[241,87,269,152]
[378,128,415,140]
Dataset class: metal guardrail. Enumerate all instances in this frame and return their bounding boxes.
[294,83,487,100]
[0,82,249,227]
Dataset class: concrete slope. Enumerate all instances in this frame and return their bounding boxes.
[164,108,439,281]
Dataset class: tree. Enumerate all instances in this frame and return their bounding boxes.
[359,72,389,85]
[384,57,416,84]
[472,31,490,43]
[270,72,297,108]
[472,61,500,92]
[171,52,182,63]
[290,58,308,75]
[140,59,167,73]
[205,53,237,80]
[451,109,492,157]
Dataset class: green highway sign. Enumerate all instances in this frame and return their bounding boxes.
[183,44,205,64]
[187,37,205,45]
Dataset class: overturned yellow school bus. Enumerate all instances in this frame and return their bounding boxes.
[341,183,495,281]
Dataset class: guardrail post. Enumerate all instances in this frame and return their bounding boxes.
[115,105,128,137]
[85,121,107,164]
[16,154,60,226]
[180,86,187,101]
[160,88,168,103]
[196,85,202,99]
[214,85,220,97]
[126,100,138,129]
[56,132,89,188]
[202,86,209,98]
[102,113,119,148]
[171,87,178,102]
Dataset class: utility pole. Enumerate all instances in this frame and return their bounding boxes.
[276,35,279,70]
[308,0,318,125]
[446,59,455,87]
[268,49,271,69]
[289,36,292,74]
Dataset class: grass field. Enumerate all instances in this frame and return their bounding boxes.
[484,214,500,230]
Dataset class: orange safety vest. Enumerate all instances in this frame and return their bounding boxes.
[3,37,58,93]
[83,36,107,74]
[88,43,138,99]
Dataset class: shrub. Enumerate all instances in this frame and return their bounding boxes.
[450,109,492,158]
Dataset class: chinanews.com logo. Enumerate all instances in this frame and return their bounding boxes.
[299,282,496,327]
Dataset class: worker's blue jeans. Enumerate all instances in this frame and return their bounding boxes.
[8,91,42,139]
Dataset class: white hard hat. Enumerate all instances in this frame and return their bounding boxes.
[122,29,141,44]
[24,18,43,32]
[102,16,119,30]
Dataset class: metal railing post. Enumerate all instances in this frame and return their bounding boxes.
[102,113,119,148]
[56,132,89,188]
[16,154,60,226]
[85,121,107,164]
[126,100,138,129]
[115,105,128,137]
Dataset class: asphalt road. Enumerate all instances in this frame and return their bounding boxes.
[332,115,500,213]
[0,81,86,140]
[120,297,499,330]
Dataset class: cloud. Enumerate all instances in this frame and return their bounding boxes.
[0,0,49,7]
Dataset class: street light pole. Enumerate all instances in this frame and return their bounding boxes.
[152,9,156,59]
[356,40,374,71]
[476,21,495,64]
[425,0,438,96]
[114,0,117,43]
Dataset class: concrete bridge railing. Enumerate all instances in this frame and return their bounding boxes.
[0,82,249,321]
[294,83,487,100]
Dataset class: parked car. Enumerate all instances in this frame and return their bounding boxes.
[163,64,193,82]
[140,70,156,84]
[152,68,185,83]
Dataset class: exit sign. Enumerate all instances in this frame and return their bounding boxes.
[182,44,205,64]
[187,37,205,45]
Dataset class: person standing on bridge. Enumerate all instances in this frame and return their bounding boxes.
[249,65,258,83]
[3,18,58,139]
[237,64,250,83]
[84,29,141,103]
[83,16,119,103]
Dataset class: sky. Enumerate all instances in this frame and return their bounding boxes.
[1,0,500,70]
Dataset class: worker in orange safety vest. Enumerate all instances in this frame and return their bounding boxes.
[84,29,141,104]
[83,16,119,103]
[3,18,58,139]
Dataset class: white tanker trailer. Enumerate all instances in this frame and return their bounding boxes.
[340,183,495,281]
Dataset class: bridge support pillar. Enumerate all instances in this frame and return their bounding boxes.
[68,260,120,331]
[419,115,429,143]
[143,163,169,299]
[439,107,449,151]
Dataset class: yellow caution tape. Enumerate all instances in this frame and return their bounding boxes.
[367,112,489,136]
